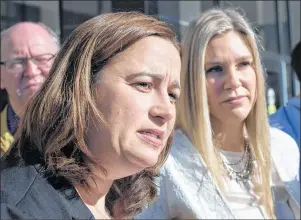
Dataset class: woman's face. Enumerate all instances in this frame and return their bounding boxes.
[87,36,181,179]
[204,31,257,125]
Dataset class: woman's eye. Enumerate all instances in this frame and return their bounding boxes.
[238,61,251,68]
[133,82,153,91]
[206,66,223,74]
[168,93,178,104]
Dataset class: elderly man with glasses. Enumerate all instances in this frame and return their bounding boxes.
[0,22,59,155]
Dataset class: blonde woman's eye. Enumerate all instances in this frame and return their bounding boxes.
[206,66,223,74]
[239,61,251,68]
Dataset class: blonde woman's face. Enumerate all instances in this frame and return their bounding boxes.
[204,31,256,124]
[86,36,181,180]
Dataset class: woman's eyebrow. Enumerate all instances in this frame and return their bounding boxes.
[126,71,180,90]
[205,55,252,66]
[125,71,164,81]
[205,61,222,66]
[234,55,253,62]
[170,80,181,91]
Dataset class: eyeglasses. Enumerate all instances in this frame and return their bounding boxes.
[0,53,55,73]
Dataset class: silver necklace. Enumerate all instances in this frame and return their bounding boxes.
[223,141,249,166]
[218,141,254,182]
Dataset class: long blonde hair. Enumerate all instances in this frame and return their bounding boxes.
[177,8,274,218]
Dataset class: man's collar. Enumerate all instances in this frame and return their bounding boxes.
[7,104,20,134]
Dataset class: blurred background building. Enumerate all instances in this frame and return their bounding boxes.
[1,0,300,108]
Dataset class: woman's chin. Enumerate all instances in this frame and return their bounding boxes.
[227,108,250,121]
[126,151,159,170]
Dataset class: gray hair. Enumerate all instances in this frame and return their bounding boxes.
[0,21,60,47]
[37,22,60,47]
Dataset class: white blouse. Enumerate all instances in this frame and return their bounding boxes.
[136,128,300,219]
[219,150,267,219]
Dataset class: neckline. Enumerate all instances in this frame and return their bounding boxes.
[219,149,245,158]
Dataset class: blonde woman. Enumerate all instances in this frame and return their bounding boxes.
[1,12,181,219]
[137,8,300,219]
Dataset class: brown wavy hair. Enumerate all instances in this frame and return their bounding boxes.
[12,11,180,218]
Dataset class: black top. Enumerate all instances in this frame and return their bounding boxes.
[0,150,94,219]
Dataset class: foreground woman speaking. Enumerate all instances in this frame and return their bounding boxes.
[0,12,181,219]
